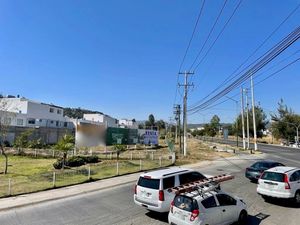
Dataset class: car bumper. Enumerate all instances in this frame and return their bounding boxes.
[168,213,203,225]
[257,187,294,198]
[134,195,168,213]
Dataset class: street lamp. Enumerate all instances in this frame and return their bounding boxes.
[225,96,239,149]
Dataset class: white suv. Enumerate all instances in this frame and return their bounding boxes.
[257,166,300,204]
[134,167,208,212]
[168,190,247,225]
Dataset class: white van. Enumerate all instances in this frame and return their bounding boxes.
[133,167,208,212]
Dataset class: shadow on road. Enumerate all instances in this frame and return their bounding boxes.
[145,211,168,223]
[264,197,300,208]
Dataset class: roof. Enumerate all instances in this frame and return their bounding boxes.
[266,166,298,173]
[141,167,192,179]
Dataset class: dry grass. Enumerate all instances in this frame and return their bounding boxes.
[174,138,233,165]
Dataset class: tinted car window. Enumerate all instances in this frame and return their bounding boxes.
[201,196,217,208]
[163,176,175,189]
[261,172,284,182]
[138,177,160,189]
[174,195,198,212]
[216,194,237,206]
[290,171,300,182]
[179,172,206,185]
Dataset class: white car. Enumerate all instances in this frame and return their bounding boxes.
[257,166,300,204]
[134,167,208,212]
[168,190,247,225]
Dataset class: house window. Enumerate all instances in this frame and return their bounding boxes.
[56,121,59,127]
[4,117,11,125]
[28,119,35,125]
[57,109,62,114]
[49,108,54,113]
[17,119,23,126]
[50,120,54,124]
[64,122,68,127]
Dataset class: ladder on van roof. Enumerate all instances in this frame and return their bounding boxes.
[170,174,234,195]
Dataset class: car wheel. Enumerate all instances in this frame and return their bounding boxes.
[294,191,300,205]
[238,210,248,225]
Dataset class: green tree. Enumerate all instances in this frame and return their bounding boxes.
[54,134,75,168]
[233,105,268,138]
[210,115,220,131]
[14,129,33,150]
[271,100,300,141]
[156,119,166,130]
[113,144,126,160]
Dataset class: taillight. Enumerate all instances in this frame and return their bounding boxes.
[134,185,137,194]
[170,200,174,213]
[284,174,290,190]
[190,209,199,221]
[159,190,164,201]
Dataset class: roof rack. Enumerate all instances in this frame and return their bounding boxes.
[170,174,234,195]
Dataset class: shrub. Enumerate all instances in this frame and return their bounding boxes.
[84,155,99,164]
[67,156,85,167]
[53,159,63,169]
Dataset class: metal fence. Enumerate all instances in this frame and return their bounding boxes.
[0,155,174,197]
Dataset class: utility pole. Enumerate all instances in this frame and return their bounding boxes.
[251,76,258,151]
[241,88,246,150]
[245,89,250,151]
[179,71,194,157]
[173,104,181,146]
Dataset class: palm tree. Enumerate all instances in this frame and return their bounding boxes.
[54,134,75,168]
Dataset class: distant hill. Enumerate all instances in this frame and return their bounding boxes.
[63,107,103,119]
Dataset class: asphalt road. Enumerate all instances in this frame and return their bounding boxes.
[0,144,299,225]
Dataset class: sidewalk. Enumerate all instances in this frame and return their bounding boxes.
[0,152,264,212]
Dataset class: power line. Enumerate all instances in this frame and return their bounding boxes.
[191,2,300,107]
[188,26,300,114]
[192,0,243,72]
[178,0,206,73]
[189,0,228,71]
[189,54,300,114]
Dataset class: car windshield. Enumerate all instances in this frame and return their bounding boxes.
[261,172,285,182]
[138,177,160,189]
[174,195,198,212]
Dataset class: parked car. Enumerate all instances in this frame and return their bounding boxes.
[257,166,300,205]
[245,161,284,182]
[134,167,209,212]
[168,189,247,225]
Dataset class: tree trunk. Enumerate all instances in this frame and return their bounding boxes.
[63,152,67,169]
[0,145,8,174]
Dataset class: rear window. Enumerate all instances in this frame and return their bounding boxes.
[138,177,160,189]
[261,172,285,182]
[174,195,198,212]
[179,172,206,185]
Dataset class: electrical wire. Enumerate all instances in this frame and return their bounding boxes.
[189,0,228,71]
[190,2,300,108]
[188,26,300,114]
[192,0,243,72]
[178,0,206,73]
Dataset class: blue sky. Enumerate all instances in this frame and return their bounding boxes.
[0,0,300,123]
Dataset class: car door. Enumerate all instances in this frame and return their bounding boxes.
[162,176,175,210]
[289,170,300,195]
[200,195,224,225]
[216,193,238,225]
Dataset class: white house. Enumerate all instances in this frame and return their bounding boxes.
[83,113,118,128]
[0,96,73,129]
[118,119,138,129]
